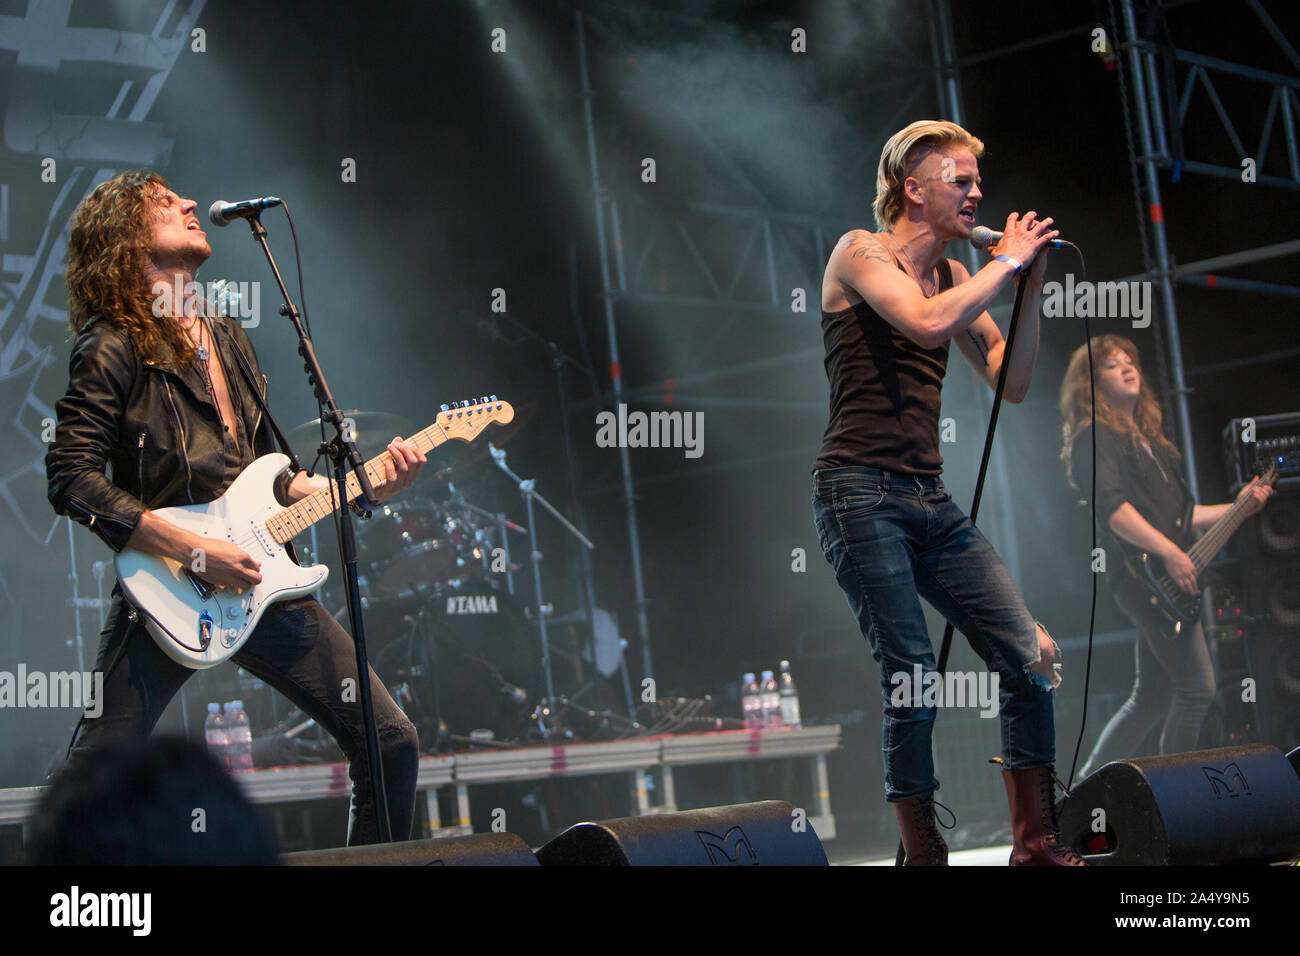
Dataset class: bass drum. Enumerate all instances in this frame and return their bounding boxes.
[374,586,538,751]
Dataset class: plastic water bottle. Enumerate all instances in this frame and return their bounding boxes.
[224,700,254,771]
[204,702,229,771]
[760,670,782,728]
[779,659,802,728]
[741,672,761,729]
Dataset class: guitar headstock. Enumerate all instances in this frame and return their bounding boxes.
[437,395,515,443]
[1258,458,1280,488]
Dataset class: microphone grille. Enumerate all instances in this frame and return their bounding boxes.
[208,200,230,227]
[968,225,996,249]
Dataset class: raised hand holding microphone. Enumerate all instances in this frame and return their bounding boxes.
[985,210,1059,283]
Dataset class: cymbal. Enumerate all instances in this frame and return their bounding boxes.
[431,402,537,483]
[288,410,415,461]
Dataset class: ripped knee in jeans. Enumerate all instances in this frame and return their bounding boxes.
[1025,620,1061,691]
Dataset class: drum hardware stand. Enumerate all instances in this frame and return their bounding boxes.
[243,208,392,843]
[488,443,594,733]
[411,604,445,752]
[457,497,527,597]
[545,338,610,703]
[486,309,635,721]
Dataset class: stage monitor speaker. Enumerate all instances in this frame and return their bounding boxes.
[534,800,828,866]
[1057,744,1300,865]
[283,832,538,866]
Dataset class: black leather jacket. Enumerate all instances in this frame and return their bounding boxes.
[46,313,296,553]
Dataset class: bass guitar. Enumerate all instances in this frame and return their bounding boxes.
[1120,461,1277,635]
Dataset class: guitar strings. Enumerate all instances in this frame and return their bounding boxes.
[236,421,456,553]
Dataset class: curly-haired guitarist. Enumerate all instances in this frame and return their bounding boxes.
[46,170,426,847]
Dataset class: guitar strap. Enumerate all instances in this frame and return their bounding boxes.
[1142,436,1196,544]
[1169,449,1196,545]
[222,328,309,563]
[224,327,303,475]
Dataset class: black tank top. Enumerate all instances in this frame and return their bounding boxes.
[813,256,954,476]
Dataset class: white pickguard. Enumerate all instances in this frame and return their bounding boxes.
[115,454,329,669]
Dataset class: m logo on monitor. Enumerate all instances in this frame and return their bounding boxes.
[696,826,759,865]
[1202,762,1251,799]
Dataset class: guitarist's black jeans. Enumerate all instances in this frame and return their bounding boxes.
[65,591,420,847]
[1078,592,1215,778]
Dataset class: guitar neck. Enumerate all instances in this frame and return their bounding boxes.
[266,423,448,545]
[1186,479,1270,569]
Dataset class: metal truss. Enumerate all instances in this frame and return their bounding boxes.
[1114,0,1300,501]
[615,199,855,319]
[573,3,1084,671]
[573,8,936,678]
[572,0,1297,677]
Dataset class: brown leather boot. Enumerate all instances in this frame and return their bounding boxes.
[1002,766,1086,865]
[893,795,950,865]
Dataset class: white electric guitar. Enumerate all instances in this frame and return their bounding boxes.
[115,397,514,669]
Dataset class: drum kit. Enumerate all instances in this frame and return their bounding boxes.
[284,407,568,753]
[188,403,638,760]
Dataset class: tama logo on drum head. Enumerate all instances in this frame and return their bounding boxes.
[446,595,499,615]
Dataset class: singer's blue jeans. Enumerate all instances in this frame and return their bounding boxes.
[812,466,1059,802]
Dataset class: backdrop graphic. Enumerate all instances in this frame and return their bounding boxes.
[1,0,207,783]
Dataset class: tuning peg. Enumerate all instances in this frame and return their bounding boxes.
[489,394,497,401]
[440,403,450,412]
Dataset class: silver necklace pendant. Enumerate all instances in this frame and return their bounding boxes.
[892,236,935,298]
[186,316,208,362]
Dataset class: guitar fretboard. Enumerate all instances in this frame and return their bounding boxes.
[1150,470,1276,602]
[265,423,449,545]
[1186,479,1269,571]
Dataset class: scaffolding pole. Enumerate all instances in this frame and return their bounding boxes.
[576,9,654,681]
[1120,0,1201,501]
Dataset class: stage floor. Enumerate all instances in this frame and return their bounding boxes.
[849,844,1013,866]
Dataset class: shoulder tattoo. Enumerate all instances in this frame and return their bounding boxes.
[841,231,892,265]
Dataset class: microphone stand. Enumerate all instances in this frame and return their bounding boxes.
[893,271,1032,866]
[244,212,392,843]
[488,442,594,736]
[456,497,527,596]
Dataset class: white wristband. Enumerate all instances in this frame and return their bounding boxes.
[994,254,1023,274]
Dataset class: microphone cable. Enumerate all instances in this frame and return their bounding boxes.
[1062,242,1099,794]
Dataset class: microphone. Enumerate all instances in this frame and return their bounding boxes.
[208,197,282,226]
[969,225,1068,251]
